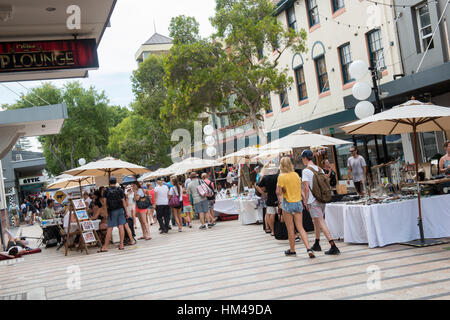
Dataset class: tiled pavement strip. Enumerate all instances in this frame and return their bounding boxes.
[0,220,449,300]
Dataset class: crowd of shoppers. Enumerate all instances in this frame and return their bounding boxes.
[257,152,344,259]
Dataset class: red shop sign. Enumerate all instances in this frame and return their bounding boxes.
[0,38,99,73]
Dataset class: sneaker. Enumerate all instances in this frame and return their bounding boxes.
[285,249,296,256]
[207,223,215,227]
[307,249,316,259]
[199,225,207,230]
[295,237,300,243]
[325,246,341,255]
[311,242,322,252]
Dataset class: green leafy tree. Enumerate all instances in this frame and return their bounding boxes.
[5,82,116,175]
[109,54,196,168]
[163,0,307,144]
[169,15,201,45]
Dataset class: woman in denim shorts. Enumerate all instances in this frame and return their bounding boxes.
[276,157,314,259]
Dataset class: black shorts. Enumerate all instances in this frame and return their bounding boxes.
[171,205,182,210]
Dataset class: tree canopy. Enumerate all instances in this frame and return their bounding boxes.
[5,82,127,176]
[163,0,307,145]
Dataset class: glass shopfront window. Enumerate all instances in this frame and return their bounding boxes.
[332,133,405,181]
[385,134,404,162]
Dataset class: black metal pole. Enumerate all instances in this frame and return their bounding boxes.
[369,60,383,114]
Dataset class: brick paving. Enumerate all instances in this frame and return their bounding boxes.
[0,220,449,300]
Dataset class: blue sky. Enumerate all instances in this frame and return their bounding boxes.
[1,0,217,108]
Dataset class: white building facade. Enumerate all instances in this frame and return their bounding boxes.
[264,0,405,178]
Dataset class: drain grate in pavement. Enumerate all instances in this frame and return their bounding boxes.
[0,293,27,300]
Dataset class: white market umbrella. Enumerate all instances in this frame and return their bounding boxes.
[341,99,450,246]
[218,146,261,164]
[172,157,221,174]
[251,147,293,161]
[47,176,95,195]
[260,129,352,151]
[64,157,150,179]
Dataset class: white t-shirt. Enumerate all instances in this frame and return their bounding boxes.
[154,185,169,205]
[6,246,25,255]
[184,178,192,189]
[127,191,135,206]
[302,164,323,205]
[347,155,367,182]
[226,172,234,184]
[169,186,183,201]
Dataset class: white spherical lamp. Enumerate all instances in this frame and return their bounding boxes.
[355,101,375,119]
[352,82,372,101]
[78,158,86,166]
[206,146,217,157]
[205,135,216,146]
[203,125,214,136]
[349,60,369,80]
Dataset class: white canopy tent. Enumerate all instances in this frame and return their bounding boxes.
[259,129,352,150]
[64,157,150,179]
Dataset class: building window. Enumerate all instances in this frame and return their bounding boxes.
[257,47,264,60]
[307,0,320,27]
[279,89,289,109]
[314,55,329,92]
[264,93,272,114]
[367,29,386,70]
[339,43,353,84]
[286,5,298,32]
[332,0,345,12]
[294,67,308,101]
[415,2,434,52]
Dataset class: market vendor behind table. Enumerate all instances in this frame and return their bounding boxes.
[439,140,450,174]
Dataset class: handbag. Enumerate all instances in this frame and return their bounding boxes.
[274,212,288,240]
[197,180,214,198]
[169,187,181,208]
[136,193,150,209]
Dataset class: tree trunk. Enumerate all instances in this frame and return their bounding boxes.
[49,140,67,172]
[70,141,75,169]
[248,106,267,147]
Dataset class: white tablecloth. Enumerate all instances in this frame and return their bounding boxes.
[213,198,263,225]
[214,199,239,215]
[237,199,263,225]
[325,194,450,248]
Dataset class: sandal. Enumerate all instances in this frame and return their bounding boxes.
[138,237,146,240]
[118,246,124,250]
[145,237,152,241]
[97,249,108,253]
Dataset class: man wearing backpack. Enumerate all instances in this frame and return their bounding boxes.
[100,177,130,252]
[301,150,340,255]
[186,172,210,230]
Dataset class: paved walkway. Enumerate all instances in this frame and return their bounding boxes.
[1,219,449,300]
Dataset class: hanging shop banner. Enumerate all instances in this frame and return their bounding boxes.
[0,38,99,73]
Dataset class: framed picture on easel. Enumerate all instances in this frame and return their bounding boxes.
[82,231,96,243]
[81,220,95,231]
[73,199,86,210]
[75,210,89,221]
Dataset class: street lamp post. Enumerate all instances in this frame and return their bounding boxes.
[369,60,383,114]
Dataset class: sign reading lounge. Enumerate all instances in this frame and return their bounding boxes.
[0,39,99,73]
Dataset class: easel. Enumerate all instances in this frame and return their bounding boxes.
[64,198,102,256]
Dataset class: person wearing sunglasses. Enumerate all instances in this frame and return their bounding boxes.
[347,146,367,196]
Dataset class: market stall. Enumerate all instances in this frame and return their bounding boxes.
[325,194,450,248]
[342,99,450,247]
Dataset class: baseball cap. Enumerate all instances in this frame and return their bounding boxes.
[301,149,314,160]
[109,176,117,184]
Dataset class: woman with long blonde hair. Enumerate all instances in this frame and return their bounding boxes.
[276,157,314,258]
